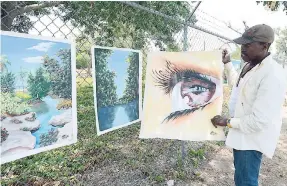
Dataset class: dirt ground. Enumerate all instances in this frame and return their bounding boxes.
[190,106,287,186]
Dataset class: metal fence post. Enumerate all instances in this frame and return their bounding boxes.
[181,22,188,161]
[180,1,201,161]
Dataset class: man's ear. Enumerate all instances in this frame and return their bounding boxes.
[262,43,270,51]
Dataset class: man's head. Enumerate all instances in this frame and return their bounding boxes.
[233,24,274,63]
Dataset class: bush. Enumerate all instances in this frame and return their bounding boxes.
[76,53,90,69]
[0,93,30,116]
[1,128,9,143]
[57,99,72,110]
[15,91,32,101]
[0,72,16,93]
[27,67,50,100]
[39,128,59,147]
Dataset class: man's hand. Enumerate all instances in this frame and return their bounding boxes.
[211,115,228,128]
[222,49,231,64]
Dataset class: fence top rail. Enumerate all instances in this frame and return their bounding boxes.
[120,1,235,43]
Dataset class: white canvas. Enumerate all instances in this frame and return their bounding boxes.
[91,46,142,135]
[0,31,77,164]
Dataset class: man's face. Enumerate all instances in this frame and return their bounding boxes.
[241,42,268,62]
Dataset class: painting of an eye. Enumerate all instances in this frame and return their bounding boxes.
[152,60,221,123]
[139,51,225,142]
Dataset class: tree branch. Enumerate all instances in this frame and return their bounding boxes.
[9,1,63,19]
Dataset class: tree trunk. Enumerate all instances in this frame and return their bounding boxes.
[1,1,62,31]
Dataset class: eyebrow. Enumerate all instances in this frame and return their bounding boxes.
[152,60,215,95]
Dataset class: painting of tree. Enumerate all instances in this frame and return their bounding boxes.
[43,49,72,99]
[94,48,118,108]
[119,52,140,104]
[27,67,50,100]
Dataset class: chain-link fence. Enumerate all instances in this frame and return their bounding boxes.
[1,1,241,89]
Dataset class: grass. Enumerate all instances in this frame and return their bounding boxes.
[0,85,232,185]
[76,77,93,88]
[15,91,31,101]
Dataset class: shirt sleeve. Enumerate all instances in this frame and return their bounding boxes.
[224,62,239,87]
[230,72,287,133]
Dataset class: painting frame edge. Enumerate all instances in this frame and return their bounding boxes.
[91,45,142,136]
[0,31,78,164]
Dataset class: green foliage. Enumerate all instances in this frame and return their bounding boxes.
[275,27,287,66]
[27,67,50,100]
[119,52,139,104]
[39,128,59,147]
[76,77,93,88]
[2,2,196,51]
[15,91,32,101]
[59,1,194,50]
[188,148,205,160]
[188,147,206,168]
[153,175,165,183]
[94,48,118,107]
[76,53,89,69]
[257,1,287,14]
[43,49,72,99]
[0,92,30,115]
[0,72,16,93]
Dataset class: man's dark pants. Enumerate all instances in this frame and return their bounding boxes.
[233,149,263,186]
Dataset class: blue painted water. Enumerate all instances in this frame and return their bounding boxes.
[31,96,64,148]
[98,99,139,131]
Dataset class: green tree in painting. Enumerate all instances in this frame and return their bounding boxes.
[43,49,72,99]
[27,67,50,100]
[54,49,72,99]
[119,52,139,104]
[94,48,117,108]
[0,72,16,93]
[18,67,28,92]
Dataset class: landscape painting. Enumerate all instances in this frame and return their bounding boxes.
[0,31,77,164]
[92,46,142,135]
[140,51,225,141]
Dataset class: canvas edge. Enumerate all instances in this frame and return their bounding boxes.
[71,39,78,143]
[138,50,226,140]
[91,46,101,136]
[0,33,78,165]
[91,45,142,136]
[0,31,72,44]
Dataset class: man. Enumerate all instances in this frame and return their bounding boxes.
[211,24,287,186]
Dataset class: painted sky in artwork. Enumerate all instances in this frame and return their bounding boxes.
[106,50,131,98]
[1,35,70,88]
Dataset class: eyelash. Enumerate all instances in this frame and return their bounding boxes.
[162,102,211,123]
[151,60,213,94]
